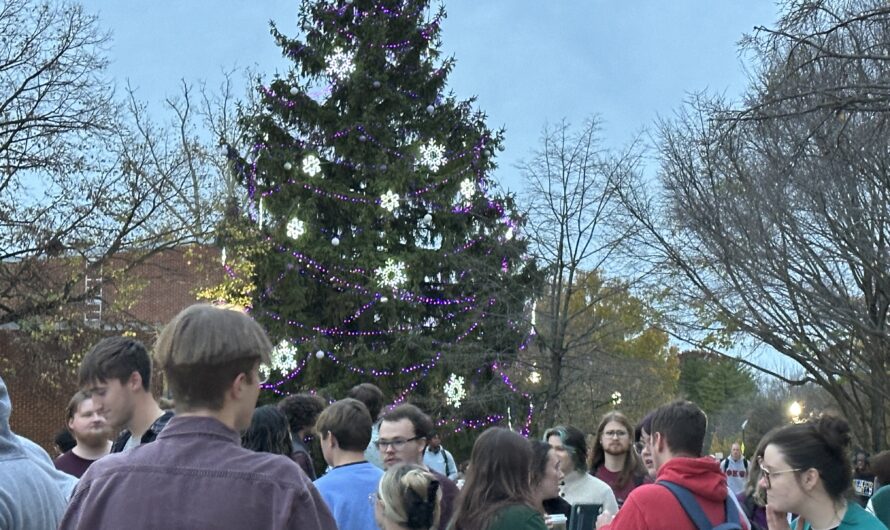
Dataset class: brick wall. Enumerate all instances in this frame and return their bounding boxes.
[1,246,223,452]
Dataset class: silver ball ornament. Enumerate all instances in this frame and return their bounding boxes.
[423,213,432,224]
[283,162,293,171]
[359,135,368,142]
[380,296,389,303]
[315,350,325,359]
[372,80,381,89]
[289,87,299,96]
[331,236,340,246]
[426,104,435,114]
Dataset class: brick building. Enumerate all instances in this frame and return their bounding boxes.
[1,246,224,453]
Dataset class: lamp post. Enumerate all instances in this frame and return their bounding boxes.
[789,401,803,423]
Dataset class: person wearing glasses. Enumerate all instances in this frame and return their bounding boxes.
[59,304,337,530]
[589,412,650,507]
[595,400,749,530]
[760,415,886,530]
[373,463,442,530]
[545,425,618,514]
[314,398,383,530]
[378,404,460,528]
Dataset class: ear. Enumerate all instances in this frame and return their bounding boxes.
[67,418,75,430]
[127,371,143,391]
[653,432,667,453]
[801,468,820,491]
[231,371,250,400]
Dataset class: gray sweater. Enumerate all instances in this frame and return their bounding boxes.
[0,375,73,530]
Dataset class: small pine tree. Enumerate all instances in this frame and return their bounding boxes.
[231,0,540,429]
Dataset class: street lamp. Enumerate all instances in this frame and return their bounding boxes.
[789,401,803,422]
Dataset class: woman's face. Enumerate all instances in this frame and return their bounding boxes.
[759,444,804,514]
[639,429,656,477]
[540,448,564,499]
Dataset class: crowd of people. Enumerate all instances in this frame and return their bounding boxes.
[1,302,889,530]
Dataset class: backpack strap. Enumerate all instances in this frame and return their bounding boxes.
[657,480,713,530]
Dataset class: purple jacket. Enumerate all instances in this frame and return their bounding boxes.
[59,415,337,530]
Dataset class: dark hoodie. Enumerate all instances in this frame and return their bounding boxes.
[0,375,71,529]
[601,456,749,530]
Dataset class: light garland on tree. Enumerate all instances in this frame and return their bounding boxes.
[380,190,400,212]
[419,140,446,172]
[286,217,306,240]
[302,154,322,177]
[444,373,467,408]
[375,258,408,289]
[325,47,355,80]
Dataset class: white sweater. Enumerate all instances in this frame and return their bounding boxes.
[560,470,619,514]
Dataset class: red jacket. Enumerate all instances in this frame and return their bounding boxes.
[602,456,749,530]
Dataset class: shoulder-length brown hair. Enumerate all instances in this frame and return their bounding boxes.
[451,427,537,530]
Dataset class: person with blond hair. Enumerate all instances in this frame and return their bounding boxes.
[59,304,336,530]
[374,463,442,530]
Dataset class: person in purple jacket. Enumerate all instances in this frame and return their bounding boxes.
[59,304,337,530]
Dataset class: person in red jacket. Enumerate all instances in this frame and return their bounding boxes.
[596,400,749,530]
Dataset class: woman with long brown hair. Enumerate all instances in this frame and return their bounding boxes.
[450,427,547,530]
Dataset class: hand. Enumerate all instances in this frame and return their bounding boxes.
[765,505,791,530]
[595,510,614,529]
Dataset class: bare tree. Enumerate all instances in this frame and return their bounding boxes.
[0,0,236,329]
[735,0,890,119]
[620,73,890,450]
[520,118,667,427]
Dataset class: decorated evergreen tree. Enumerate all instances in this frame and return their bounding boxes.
[230,0,540,433]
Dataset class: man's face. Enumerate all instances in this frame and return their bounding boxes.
[856,453,868,472]
[548,434,574,475]
[428,434,441,450]
[601,420,631,457]
[378,418,425,468]
[731,443,742,461]
[88,377,136,430]
[68,398,110,446]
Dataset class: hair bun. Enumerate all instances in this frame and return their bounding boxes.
[815,414,851,454]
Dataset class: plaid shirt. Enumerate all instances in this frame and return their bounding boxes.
[110,410,174,453]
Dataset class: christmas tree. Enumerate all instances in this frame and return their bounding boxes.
[230,0,540,434]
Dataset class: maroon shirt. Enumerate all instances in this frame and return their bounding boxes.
[54,450,97,478]
[58,416,337,530]
[594,466,651,507]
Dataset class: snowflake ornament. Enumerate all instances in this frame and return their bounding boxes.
[380,190,400,212]
[286,217,306,240]
[459,178,476,201]
[325,48,355,80]
[444,373,467,408]
[302,154,322,177]
[375,259,408,289]
[419,140,446,172]
[267,340,300,377]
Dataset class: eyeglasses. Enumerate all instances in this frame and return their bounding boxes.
[375,436,422,450]
[758,457,801,488]
[604,430,629,438]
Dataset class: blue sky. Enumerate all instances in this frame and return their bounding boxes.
[81,0,778,191]
[79,1,795,373]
